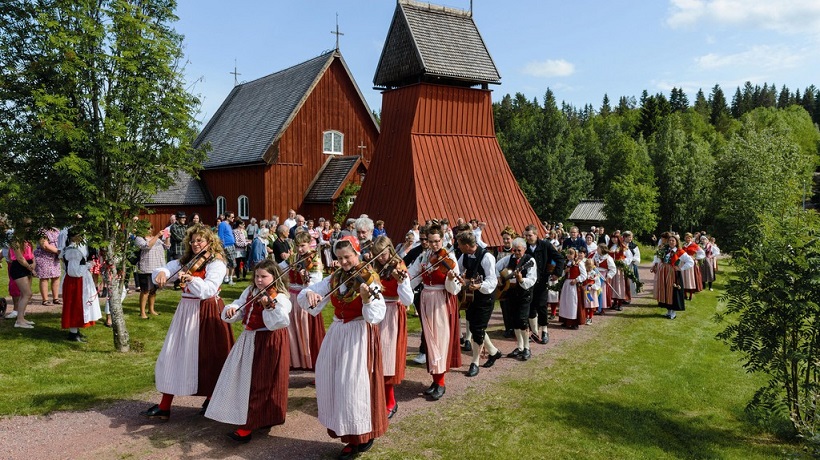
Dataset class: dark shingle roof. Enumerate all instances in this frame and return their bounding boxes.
[195,52,334,169]
[568,200,606,222]
[147,171,210,206]
[374,0,501,88]
[304,156,362,203]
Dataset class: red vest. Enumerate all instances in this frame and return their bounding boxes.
[289,269,308,285]
[568,264,581,280]
[243,299,268,330]
[182,266,208,295]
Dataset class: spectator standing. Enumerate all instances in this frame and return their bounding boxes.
[218,212,237,285]
[135,223,170,318]
[169,212,188,261]
[233,220,249,280]
[34,226,61,305]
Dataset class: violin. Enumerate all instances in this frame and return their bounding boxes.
[429,247,456,274]
[347,263,382,301]
[378,255,408,282]
[176,250,210,289]
[294,250,318,273]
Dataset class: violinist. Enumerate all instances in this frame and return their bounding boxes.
[297,236,387,459]
[281,231,324,371]
[371,236,413,419]
[455,231,499,376]
[140,224,235,421]
[407,225,461,401]
[205,259,292,443]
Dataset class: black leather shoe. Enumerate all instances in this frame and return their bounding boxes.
[387,404,398,419]
[541,332,549,345]
[429,385,446,400]
[67,332,86,343]
[462,341,472,352]
[423,383,438,395]
[519,348,532,361]
[466,363,479,377]
[358,439,374,453]
[482,350,503,368]
[199,398,210,416]
[139,404,170,420]
[507,348,521,358]
[227,431,252,443]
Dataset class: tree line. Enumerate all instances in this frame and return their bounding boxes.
[494,83,820,251]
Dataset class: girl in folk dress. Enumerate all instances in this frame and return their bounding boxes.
[140,224,235,420]
[582,258,601,325]
[558,248,587,330]
[593,243,616,313]
[608,231,632,311]
[371,236,414,419]
[682,233,705,300]
[60,228,102,342]
[206,259,291,443]
[282,230,325,370]
[651,235,694,319]
[298,236,387,459]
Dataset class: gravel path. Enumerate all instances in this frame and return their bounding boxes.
[0,266,656,460]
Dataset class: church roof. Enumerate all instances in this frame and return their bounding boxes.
[194,51,377,169]
[373,0,501,89]
[304,155,362,203]
[146,171,211,206]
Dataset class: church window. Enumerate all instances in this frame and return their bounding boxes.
[216,196,226,217]
[238,195,249,219]
[323,130,344,154]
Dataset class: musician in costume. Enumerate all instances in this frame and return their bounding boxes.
[298,236,387,460]
[281,231,324,370]
[651,235,694,319]
[523,224,565,345]
[496,226,516,338]
[407,225,462,401]
[454,232,499,376]
[558,248,587,330]
[60,227,102,342]
[496,238,537,361]
[205,259,291,443]
[403,227,429,365]
[371,236,413,419]
[141,224,235,420]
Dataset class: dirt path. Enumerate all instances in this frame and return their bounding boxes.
[0,266,656,460]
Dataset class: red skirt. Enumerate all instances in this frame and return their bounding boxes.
[309,313,326,370]
[196,297,235,397]
[384,303,408,386]
[243,329,290,430]
[446,293,462,370]
[61,275,94,329]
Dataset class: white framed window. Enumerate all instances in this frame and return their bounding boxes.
[346,195,356,208]
[323,130,343,154]
[216,196,226,217]
[238,195,249,220]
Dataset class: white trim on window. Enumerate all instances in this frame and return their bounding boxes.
[238,195,249,220]
[323,130,344,155]
[216,196,226,218]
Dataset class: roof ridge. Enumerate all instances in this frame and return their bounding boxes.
[400,0,472,18]
[239,50,334,87]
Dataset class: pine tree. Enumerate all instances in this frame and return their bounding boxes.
[600,93,611,117]
[694,89,710,120]
[778,84,792,108]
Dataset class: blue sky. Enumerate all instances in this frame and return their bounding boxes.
[175,0,820,126]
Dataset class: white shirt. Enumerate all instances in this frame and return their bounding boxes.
[457,250,498,295]
[495,255,537,290]
[221,287,291,331]
[407,249,461,294]
[296,274,386,324]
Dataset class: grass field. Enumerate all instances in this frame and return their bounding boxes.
[0,261,805,457]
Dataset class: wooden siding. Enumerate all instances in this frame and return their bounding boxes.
[265,58,378,221]
[200,166,265,221]
[350,82,542,246]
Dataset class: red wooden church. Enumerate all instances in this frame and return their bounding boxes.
[349,0,542,246]
[146,50,379,228]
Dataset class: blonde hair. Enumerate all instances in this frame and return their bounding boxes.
[179,224,225,264]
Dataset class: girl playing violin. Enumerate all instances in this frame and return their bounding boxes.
[282,230,324,370]
[205,259,292,443]
[371,235,413,419]
[297,236,387,460]
[140,224,235,421]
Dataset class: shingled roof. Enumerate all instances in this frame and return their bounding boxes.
[194,51,376,169]
[373,0,501,89]
[568,200,606,223]
[146,171,210,206]
[304,156,362,203]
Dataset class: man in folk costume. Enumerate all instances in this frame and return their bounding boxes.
[282,231,325,371]
[523,224,565,345]
[298,236,387,460]
[371,236,414,419]
[455,232,500,377]
[61,227,102,342]
[407,225,461,401]
[496,238,537,361]
[651,235,694,319]
[142,224,235,420]
[206,259,292,443]
[496,226,516,338]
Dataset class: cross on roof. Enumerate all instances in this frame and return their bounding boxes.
[230,59,241,86]
[331,13,344,50]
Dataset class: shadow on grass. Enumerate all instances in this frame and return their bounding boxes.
[552,398,776,458]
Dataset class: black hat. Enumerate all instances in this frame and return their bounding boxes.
[176,211,187,218]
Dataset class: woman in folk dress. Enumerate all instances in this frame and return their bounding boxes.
[651,235,694,320]
[681,232,705,300]
[558,248,587,330]
[608,231,631,311]
[282,230,325,370]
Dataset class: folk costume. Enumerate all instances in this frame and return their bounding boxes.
[282,251,325,370]
[682,242,705,295]
[653,247,694,318]
[525,239,565,343]
[495,244,516,335]
[296,267,388,447]
[608,244,632,308]
[558,260,587,329]
[495,253,537,360]
[593,251,616,312]
[458,247,499,373]
[582,267,602,324]
[701,242,719,289]
[408,249,462,397]
[148,256,235,416]
[374,258,413,416]
[206,288,291,437]
[60,242,102,340]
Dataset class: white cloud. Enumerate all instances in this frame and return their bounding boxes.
[522,59,575,78]
[695,45,803,70]
[667,0,820,34]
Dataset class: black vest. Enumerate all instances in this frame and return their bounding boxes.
[463,247,493,304]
